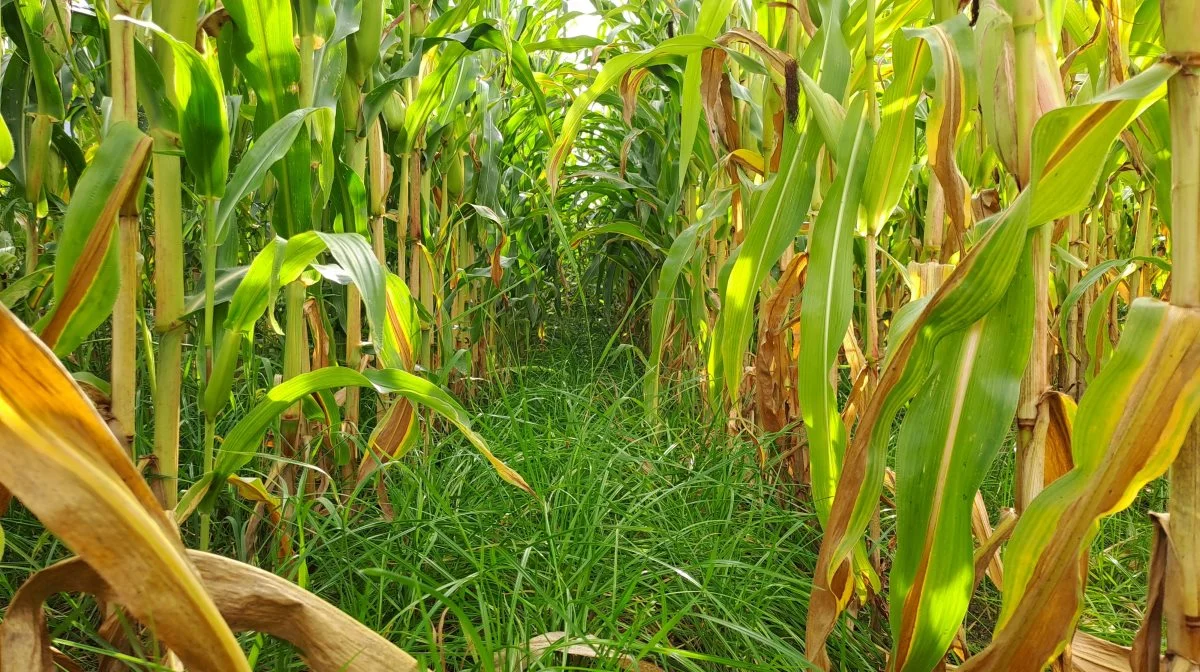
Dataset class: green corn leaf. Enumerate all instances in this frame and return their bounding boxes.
[711,11,859,402]
[1028,63,1176,224]
[824,60,1177,577]
[347,0,383,86]
[0,84,12,167]
[816,0,853,103]
[195,367,535,512]
[648,186,733,419]
[807,193,1036,666]
[796,69,846,153]
[0,267,51,307]
[133,41,179,134]
[646,222,709,422]
[806,59,1174,667]
[0,125,11,170]
[862,33,929,234]
[548,35,717,192]
[222,0,311,236]
[214,107,330,243]
[0,49,27,186]
[569,222,662,252]
[182,266,249,318]
[798,94,874,527]
[205,231,396,416]
[713,123,819,400]
[679,0,738,192]
[905,15,976,246]
[222,237,286,336]
[1058,255,1171,354]
[1081,266,1141,380]
[122,18,230,199]
[525,36,606,52]
[887,249,1034,672]
[317,231,389,369]
[398,23,550,153]
[15,0,65,121]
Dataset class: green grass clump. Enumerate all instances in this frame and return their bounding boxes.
[0,320,883,670]
[277,329,881,670]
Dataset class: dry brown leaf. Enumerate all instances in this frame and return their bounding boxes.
[492,232,509,289]
[1071,632,1135,672]
[1042,391,1078,485]
[700,48,740,156]
[972,506,1017,591]
[495,631,665,672]
[620,69,650,125]
[1,552,420,672]
[305,297,331,371]
[1131,513,1169,672]
[754,253,807,472]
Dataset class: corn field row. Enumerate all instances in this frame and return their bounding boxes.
[0,0,1198,670]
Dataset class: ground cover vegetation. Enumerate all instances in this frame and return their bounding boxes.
[0,0,1198,670]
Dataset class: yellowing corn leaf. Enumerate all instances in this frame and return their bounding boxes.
[0,302,424,671]
[1028,63,1177,225]
[39,122,152,355]
[0,302,251,671]
[806,62,1171,669]
[960,300,1200,672]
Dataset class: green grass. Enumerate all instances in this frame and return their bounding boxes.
[0,317,886,671]
[0,314,1167,669]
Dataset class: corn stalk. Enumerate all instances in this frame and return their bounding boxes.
[1163,0,1200,663]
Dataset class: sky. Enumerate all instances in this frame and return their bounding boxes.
[566,0,603,38]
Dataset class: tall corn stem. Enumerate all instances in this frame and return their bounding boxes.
[397,156,411,279]
[280,0,319,470]
[109,1,141,455]
[1164,0,1200,662]
[149,0,195,509]
[339,0,383,430]
[864,0,879,365]
[343,125,367,429]
[199,197,219,551]
[1064,213,1081,397]
[1013,0,1048,513]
